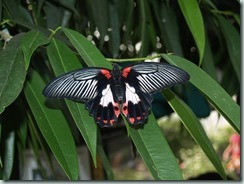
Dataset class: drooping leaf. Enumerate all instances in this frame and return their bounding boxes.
[21,29,50,70]
[24,70,79,180]
[162,54,240,133]
[108,0,121,58]
[178,0,205,65]
[216,15,240,82]
[62,28,111,68]
[0,34,26,114]
[46,38,97,166]
[125,115,183,180]
[97,130,114,180]
[27,116,50,180]
[162,89,226,180]
[2,131,15,180]
[89,0,109,48]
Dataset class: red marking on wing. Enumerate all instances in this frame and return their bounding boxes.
[129,117,135,124]
[113,103,120,118]
[122,103,128,116]
[101,69,111,79]
[137,116,142,120]
[122,67,132,78]
[110,119,115,125]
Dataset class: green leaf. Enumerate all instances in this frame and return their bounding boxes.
[108,0,121,58]
[3,0,32,23]
[62,28,111,68]
[162,54,240,133]
[0,119,1,167]
[202,35,218,82]
[0,34,26,114]
[217,15,240,82]
[28,116,51,179]
[178,0,205,65]
[89,0,109,48]
[21,29,50,70]
[152,2,183,56]
[126,115,183,180]
[2,131,15,180]
[46,38,97,166]
[24,70,79,180]
[138,0,155,56]
[55,0,80,18]
[162,89,226,180]
[97,130,114,180]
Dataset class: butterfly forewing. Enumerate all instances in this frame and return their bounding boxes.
[127,62,190,94]
[43,68,105,101]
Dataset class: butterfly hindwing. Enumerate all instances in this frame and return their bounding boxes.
[86,83,120,127]
[122,82,152,125]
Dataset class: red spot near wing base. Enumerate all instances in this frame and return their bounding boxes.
[101,69,111,79]
[122,67,132,78]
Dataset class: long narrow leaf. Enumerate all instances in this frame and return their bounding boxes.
[162,54,240,133]
[62,28,111,68]
[2,131,15,180]
[46,38,97,166]
[216,15,240,82]
[97,130,114,180]
[125,115,183,180]
[162,89,226,180]
[24,70,79,180]
[178,0,205,65]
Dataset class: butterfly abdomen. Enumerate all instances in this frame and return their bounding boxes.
[112,82,125,102]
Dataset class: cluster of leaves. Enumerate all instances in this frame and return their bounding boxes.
[0,0,240,180]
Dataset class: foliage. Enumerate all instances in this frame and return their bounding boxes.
[0,0,240,180]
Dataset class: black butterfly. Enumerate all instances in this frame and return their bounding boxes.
[43,62,190,127]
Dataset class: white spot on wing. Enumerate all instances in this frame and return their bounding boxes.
[125,83,140,104]
[100,84,115,107]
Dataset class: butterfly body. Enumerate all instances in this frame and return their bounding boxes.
[43,62,190,127]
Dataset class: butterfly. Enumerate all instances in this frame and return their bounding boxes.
[43,62,190,127]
